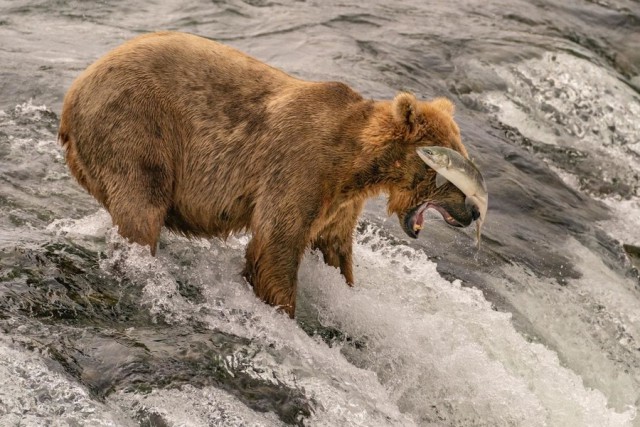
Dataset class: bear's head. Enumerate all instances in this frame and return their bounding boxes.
[359,92,480,239]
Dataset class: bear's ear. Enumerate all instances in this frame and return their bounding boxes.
[392,92,418,131]
[431,97,455,116]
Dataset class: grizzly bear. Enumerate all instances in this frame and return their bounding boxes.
[58,31,477,318]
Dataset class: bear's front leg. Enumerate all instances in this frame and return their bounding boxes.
[312,200,364,286]
[313,232,354,285]
[244,226,305,318]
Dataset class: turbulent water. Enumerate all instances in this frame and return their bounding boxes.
[1,0,640,425]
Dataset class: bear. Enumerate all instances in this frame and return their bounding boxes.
[58,31,478,318]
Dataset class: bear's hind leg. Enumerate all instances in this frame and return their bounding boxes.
[101,161,173,256]
[109,200,167,256]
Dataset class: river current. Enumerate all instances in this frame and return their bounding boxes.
[1,0,640,425]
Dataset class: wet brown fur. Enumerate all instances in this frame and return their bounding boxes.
[59,32,473,318]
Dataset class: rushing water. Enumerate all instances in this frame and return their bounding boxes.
[1,0,640,425]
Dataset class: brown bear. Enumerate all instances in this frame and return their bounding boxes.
[58,31,477,318]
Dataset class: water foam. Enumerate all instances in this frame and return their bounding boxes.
[300,225,634,426]
[13,100,50,116]
[480,52,640,199]
[473,50,640,424]
[600,197,640,247]
[110,385,282,427]
[493,239,640,416]
[98,226,414,426]
[0,334,133,426]
[59,210,634,425]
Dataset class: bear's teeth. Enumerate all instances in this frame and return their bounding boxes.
[413,224,422,231]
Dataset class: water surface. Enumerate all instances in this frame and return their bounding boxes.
[1,0,640,425]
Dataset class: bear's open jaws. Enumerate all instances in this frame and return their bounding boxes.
[405,202,462,238]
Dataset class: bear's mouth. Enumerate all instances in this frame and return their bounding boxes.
[403,202,462,238]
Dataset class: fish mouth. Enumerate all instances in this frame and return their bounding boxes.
[402,202,463,239]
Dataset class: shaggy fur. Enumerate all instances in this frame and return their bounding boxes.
[59,31,474,317]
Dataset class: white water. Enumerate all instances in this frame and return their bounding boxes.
[477,51,640,244]
[23,209,633,426]
[467,49,640,424]
[0,335,132,426]
[601,197,640,247]
[482,52,640,158]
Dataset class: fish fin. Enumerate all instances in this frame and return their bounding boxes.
[436,173,448,188]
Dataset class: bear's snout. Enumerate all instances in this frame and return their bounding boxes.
[470,203,481,221]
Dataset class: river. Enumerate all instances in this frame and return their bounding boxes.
[1,0,639,425]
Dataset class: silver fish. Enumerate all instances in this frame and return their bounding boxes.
[416,146,488,249]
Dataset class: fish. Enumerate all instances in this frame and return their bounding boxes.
[416,146,488,249]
